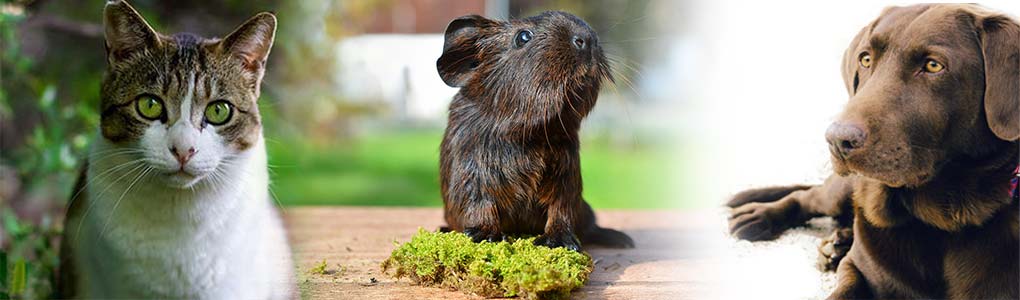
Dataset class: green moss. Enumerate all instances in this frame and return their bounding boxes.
[382,229,592,300]
[309,259,328,275]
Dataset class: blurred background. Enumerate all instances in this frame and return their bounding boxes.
[5,0,1016,298]
[0,0,693,296]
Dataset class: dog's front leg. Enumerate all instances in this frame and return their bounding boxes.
[828,256,872,300]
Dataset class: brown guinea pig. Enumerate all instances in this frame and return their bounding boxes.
[437,11,634,251]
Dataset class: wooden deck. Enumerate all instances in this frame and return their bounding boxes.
[284,207,720,299]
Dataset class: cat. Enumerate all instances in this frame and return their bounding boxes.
[58,1,294,298]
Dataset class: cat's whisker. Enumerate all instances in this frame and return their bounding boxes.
[101,166,152,237]
[268,185,287,213]
[218,164,275,211]
[67,158,147,210]
[86,148,148,159]
[86,150,147,165]
[88,147,147,155]
[74,162,148,243]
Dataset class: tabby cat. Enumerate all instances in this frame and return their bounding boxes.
[58,1,293,298]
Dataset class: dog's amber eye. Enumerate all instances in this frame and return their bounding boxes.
[923,59,944,73]
[859,54,872,68]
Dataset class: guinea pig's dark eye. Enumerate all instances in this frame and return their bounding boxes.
[514,30,533,47]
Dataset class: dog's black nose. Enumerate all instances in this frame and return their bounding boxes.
[826,122,867,156]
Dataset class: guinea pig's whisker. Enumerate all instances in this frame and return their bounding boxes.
[605,14,650,31]
[556,109,570,138]
[543,96,553,151]
[565,88,584,119]
[606,53,645,76]
[603,36,659,44]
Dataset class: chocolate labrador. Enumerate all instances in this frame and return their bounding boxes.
[728,4,1019,299]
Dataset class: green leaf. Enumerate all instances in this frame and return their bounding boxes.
[9,260,25,296]
[38,85,55,109]
[1,210,20,237]
[1,251,7,290]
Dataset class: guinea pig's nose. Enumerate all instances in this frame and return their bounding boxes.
[572,35,587,50]
[825,122,867,157]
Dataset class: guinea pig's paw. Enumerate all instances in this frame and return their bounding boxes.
[728,202,789,241]
[535,232,582,252]
[817,226,853,272]
[589,227,635,248]
[463,227,506,243]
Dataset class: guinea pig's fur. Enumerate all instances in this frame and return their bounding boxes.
[437,11,634,250]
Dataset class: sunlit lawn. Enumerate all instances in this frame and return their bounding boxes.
[266,130,688,209]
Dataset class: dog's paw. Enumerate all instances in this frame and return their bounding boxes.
[463,227,506,243]
[726,185,812,207]
[535,231,582,252]
[817,227,853,272]
[728,202,793,241]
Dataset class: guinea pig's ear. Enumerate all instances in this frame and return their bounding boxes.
[104,0,162,64]
[975,12,1019,141]
[437,15,493,87]
[220,12,277,73]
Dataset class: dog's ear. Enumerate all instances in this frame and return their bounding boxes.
[841,26,869,96]
[976,12,1020,141]
[842,7,894,96]
[437,15,494,88]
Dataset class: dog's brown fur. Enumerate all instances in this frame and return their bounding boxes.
[728,4,1019,299]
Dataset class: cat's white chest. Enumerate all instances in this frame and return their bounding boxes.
[68,140,293,299]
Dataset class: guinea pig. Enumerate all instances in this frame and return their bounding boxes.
[437,11,634,251]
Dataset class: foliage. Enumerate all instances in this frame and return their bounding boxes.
[0,2,97,191]
[1,4,80,299]
[382,229,592,300]
[0,208,61,299]
[309,259,328,275]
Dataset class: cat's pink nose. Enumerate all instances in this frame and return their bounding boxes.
[170,146,196,166]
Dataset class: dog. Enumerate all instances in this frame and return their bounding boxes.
[728,4,1019,299]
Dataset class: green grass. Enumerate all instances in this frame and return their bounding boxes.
[266,130,685,209]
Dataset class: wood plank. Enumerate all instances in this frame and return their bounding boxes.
[284,207,718,299]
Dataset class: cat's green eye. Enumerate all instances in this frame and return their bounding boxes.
[135,95,164,120]
[204,100,233,125]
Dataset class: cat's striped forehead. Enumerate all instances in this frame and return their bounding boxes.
[99,32,262,150]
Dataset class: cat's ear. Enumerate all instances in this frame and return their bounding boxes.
[220,12,277,73]
[104,0,161,63]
